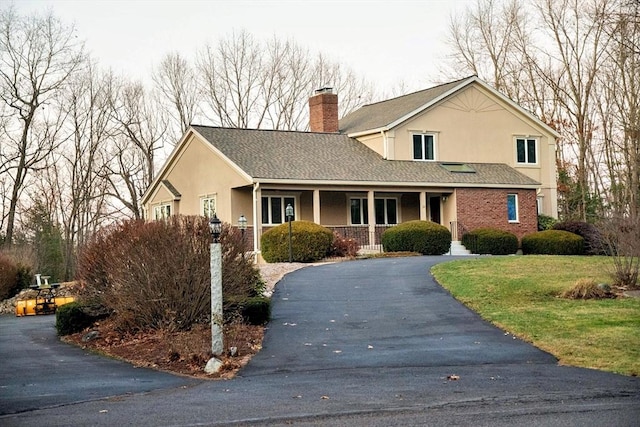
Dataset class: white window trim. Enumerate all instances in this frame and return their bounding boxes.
[412,132,438,161]
[262,194,298,225]
[347,194,400,225]
[515,136,539,166]
[200,194,217,218]
[507,194,519,223]
[348,196,369,226]
[375,196,400,225]
[153,202,171,220]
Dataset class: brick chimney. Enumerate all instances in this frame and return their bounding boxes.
[309,87,338,133]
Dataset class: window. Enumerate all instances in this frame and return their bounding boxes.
[349,197,398,225]
[350,198,369,225]
[201,195,216,218]
[154,203,171,220]
[507,194,519,222]
[262,196,295,225]
[516,137,537,164]
[413,134,435,161]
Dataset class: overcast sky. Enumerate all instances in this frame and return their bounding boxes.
[11,0,476,91]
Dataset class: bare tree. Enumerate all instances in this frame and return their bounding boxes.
[153,52,200,139]
[106,80,166,219]
[533,0,613,221]
[196,30,376,131]
[197,30,267,128]
[0,7,84,245]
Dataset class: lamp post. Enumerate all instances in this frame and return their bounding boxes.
[238,214,247,258]
[285,203,294,263]
[208,214,223,358]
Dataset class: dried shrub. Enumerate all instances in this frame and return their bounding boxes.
[561,278,611,300]
[600,217,640,289]
[0,253,19,300]
[76,216,263,332]
[329,232,360,258]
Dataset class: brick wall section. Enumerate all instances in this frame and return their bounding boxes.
[309,92,338,133]
[456,188,537,241]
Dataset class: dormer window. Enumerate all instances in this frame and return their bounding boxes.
[413,134,436,161]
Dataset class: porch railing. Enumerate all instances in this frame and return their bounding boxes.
[328,225,394,253]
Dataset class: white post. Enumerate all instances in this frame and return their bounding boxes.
[210,241,223,356]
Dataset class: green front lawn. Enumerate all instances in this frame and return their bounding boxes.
[431,256,640,376]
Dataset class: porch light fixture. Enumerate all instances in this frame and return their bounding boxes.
[286,203,294,263]
[238,214,248,234]
[209,214,222,243]
[238,214,248,258]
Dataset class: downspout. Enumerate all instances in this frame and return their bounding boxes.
[252,182,260,263]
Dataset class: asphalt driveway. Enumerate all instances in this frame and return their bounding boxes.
[2,256,639,426]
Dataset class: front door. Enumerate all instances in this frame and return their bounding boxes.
[429,196,441,224]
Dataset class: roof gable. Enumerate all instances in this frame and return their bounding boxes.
[339,76,560,139]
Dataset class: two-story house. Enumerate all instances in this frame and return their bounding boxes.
[142,76,559,258]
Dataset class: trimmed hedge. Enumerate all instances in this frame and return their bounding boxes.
[382,220,451,255]
[521,230,585,255]
[462,228,518,255]
[261,221,333,263]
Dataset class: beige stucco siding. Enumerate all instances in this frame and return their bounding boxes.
[146,134,251,223]
[383,84,557,217]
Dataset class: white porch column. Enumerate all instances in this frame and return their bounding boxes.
[313,189,321,224]
[252,183,261,261]
[367,190,375,247]
[419,191,428,221]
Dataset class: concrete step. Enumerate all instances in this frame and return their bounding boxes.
[446,241,472,256]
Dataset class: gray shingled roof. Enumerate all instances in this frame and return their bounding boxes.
[161,180,181,198]
[339,77,471,134]
[191,125,539,187]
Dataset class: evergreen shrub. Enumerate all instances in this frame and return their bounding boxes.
[521,230,585,255]
[382,220,451,255]
[55,301,96,336]
[261,221,333,263]
[462,228,518,255]
[537,214,558,231]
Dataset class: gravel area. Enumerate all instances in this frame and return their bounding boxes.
[257,262,320,297]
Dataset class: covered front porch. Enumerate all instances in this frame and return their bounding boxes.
[230,185,456,257]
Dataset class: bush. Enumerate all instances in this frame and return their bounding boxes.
[553,221,605,255]
[461,228,518,255]
[261,221,334,263]
[241,296,271,325]
[76,215,264,332]
[329,232,360,258]
[55,301,98,336]
[0,253,19,300]
[521,230,585,255]
[538,214,558,231]
[382,220,451,255]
